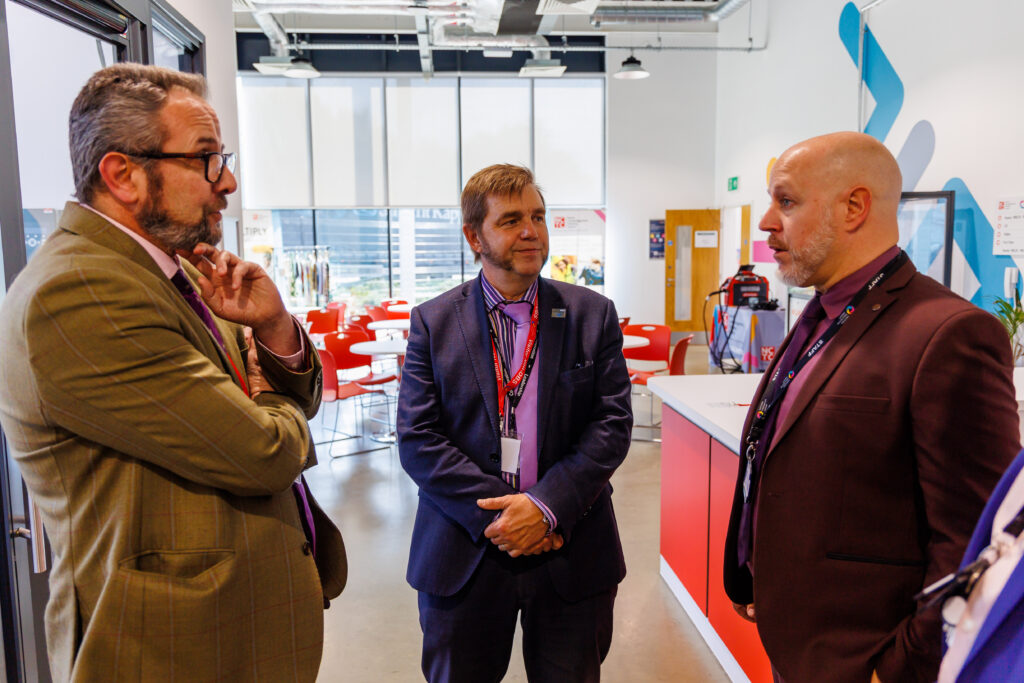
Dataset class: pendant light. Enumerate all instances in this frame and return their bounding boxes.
[614,51,649,80]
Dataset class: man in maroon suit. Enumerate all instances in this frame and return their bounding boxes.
[723,131,1020,682]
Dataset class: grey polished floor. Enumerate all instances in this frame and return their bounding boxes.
[307,345,729,682]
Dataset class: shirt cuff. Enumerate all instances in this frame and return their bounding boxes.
[255,316,307,371]
[524,492,558,534]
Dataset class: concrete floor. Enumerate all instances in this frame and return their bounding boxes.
[307,345,728,682]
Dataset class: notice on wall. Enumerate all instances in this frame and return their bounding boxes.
[695,230,719,248]
[242,210,276,270]
[649,219,665,259]
[994,198,1024,256]
[545,210,606,293]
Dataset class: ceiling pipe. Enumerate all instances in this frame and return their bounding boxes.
[246,0,475,9]
[252,11,290,56]
[592,0,749,27]
[290,40,765,53]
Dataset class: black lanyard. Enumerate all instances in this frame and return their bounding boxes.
[741,251,907,503]
[747,251,907,448]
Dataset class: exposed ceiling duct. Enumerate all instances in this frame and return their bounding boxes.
[592,0,749,27]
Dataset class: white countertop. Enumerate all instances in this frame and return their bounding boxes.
[648,374,763,455]
[652,368,1024,456]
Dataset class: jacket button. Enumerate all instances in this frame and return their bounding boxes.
[489,453,499,463]
[583,506,591,518]
[302,541,312,555]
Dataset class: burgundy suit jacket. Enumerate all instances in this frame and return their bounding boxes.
[723,257,1020,683]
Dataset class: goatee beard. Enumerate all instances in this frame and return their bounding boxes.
[137,169,224,251]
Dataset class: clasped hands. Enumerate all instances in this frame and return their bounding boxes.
[478,494,564,557]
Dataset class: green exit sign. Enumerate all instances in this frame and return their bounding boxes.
[727,176,739,191]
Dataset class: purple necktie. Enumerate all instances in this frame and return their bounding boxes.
[171,270,226,348]
[170,269,318,558]
[736,295,824,567]
[499,301,539,490]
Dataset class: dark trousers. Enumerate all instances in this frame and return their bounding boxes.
[418,546,617,683]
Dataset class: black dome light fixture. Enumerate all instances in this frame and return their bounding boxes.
[614,51,650,80]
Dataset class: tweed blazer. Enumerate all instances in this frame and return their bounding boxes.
[723,257,1020,683]
[0,203,346,682]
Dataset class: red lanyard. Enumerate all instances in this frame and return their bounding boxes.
[489,301,539,419]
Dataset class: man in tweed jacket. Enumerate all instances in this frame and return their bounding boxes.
[0,64,345,681]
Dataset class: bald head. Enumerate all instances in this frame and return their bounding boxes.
[761,131,903,291]
[781,131,902,216]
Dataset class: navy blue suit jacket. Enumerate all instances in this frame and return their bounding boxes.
[949,447,1024,681]
[397,274,632,602]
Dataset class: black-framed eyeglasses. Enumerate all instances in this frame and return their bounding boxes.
[125,150,237,183]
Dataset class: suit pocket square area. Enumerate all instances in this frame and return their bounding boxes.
[815,394,890,414]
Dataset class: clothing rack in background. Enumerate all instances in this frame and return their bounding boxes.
[281,246,330,308]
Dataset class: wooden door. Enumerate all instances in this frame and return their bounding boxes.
[665,209,721,333]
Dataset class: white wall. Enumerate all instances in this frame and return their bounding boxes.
[713,0,1024,309]
[168,0,242,248]
[605,43,718,324]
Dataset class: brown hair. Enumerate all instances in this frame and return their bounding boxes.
[69,63,207,203]
[461,164,545,235]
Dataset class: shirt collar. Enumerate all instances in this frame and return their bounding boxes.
[819,245,901,319]
[480,272,539,313]
[80,203,181,279]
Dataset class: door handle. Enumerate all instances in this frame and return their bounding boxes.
[10,494,48,573]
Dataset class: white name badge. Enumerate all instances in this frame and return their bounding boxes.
[500,436,522,475]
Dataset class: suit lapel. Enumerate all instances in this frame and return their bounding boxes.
[60,202,248,394]
[535,279,565,467]
[455,275,500,441]
[768,261,916,453]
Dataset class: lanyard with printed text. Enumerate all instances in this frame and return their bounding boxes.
[486,299,540,422]
[741,251,907,502]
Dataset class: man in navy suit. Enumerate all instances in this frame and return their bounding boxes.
[397,164,633,682]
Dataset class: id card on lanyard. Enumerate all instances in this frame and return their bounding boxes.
[487,301,539,477]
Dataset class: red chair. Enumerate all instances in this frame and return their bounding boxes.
[622,323,671,371]
[618,316,630,331]
[380,299,408,310]
[314,349,387,457]
[340,327,371,343]
[347,314,374,335]
[386,308,411,320]
[630,335,693,385]
[323,332,397,387]
[366,305,387,322]
[305,308,339,335]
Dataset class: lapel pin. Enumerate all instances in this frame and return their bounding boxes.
[871,304,881,311]
[552,308,566,318]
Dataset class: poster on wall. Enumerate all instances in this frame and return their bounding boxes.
[544,210,606,293]
[242,210,276,269]
[649,220,665,259]
[994,198,1024,256]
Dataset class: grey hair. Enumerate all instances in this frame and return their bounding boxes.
[69,63,207,204]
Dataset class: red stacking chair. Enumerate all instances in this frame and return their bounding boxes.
[314,349,387,458]
[323,332,396,388]
[380,299,408,310]
[618,316,630,331]
[622,323,671,371]
[306,308,340,335]
[366,305,387,322]
[347,314,374,334]
[630,335,693,385]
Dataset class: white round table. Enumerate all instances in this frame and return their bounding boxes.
[387,303,413,314]
[622,335,651,350]
[350,339,409,356]
[367,319,411,331]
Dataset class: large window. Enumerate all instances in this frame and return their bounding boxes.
[237,75,606,307]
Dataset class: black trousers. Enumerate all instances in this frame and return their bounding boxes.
[418,546,617,683]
